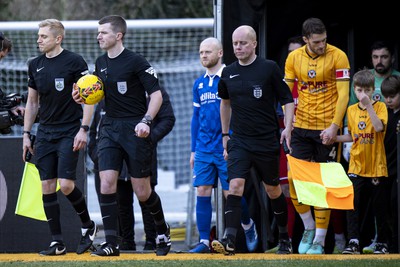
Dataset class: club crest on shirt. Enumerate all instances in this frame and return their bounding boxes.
[117,81,127,94]
[372,93,381,101]
[358,121,366,130]
[55,78,64,91]
[371,178,380,186]
[253,85,262,98]
[308,70,316,79]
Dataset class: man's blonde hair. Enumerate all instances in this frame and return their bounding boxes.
[39,19,65,38]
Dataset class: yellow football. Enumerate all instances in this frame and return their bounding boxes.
[74,74,104,105]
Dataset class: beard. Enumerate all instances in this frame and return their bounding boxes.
[202,57,219,69]
[374,63,391,75]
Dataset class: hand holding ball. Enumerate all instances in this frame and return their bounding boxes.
[74,74,104,105]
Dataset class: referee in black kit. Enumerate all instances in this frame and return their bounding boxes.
[211,25,295,255]
[23,19,97,256]
[73,15,171,257]
[87,87,175,251]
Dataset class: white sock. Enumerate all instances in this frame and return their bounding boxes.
[314,228,328,246]
[200,239,210,247]
[299,210,315,230]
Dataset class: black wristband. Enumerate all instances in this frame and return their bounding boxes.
[140,118,152,126]
[80,125,89,132]
[23,130,31,136]
[222,133,230,137]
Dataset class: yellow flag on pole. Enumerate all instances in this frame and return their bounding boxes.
[287,155,354,210]
[15,162,60,221]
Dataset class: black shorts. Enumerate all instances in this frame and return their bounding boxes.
[35,122,80,181]
[291,127,340,162]
[98,117,153,178]
[227,136,280,186]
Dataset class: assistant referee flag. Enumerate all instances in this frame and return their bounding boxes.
[287,155,354,210]
[15,162,60,221]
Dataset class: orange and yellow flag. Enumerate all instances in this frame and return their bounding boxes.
[287,155,354,210]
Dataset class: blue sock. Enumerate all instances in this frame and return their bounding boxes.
[240,197,251,225]
[196,196,212,241]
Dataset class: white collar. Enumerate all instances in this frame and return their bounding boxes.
[204,64,225,78]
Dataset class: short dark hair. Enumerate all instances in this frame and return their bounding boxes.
[381,75,400,97]
[287,36,305,46]
[302,17,326,39]
[352,69,375,89]
[0,32,12,52]
[370,40,394,56]
[99,15,127,38]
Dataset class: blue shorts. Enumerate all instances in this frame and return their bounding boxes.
[193,151,229,190]
[35,122,80,181]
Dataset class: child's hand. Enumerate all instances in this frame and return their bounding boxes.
[359,93,371,106]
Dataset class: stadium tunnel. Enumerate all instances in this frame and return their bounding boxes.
[215,0,399,252]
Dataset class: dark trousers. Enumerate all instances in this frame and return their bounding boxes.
[347,175,392,244]
[389,175,398,252]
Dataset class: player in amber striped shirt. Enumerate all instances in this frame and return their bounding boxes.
[285,39,350,130]
[284,17,350,254]
[333,69,389,254]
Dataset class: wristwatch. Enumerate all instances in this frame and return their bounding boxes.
[140,114,153,126]
[80,125,89,132]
